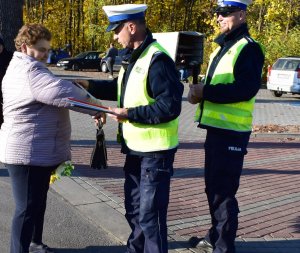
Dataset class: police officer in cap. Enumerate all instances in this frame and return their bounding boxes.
[188,1,265,252]
[76,4,183,253]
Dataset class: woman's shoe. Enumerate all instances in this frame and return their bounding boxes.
[29,242,54,253]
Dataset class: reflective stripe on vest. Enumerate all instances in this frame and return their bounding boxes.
[195,37,256,132]
[117,42,179,152]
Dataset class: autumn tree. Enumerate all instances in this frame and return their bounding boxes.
[22,0,300,76]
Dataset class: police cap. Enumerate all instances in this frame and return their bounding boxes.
[215,0,252,12]
[103,4,147,32]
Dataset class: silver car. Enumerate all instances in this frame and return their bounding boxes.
[267,56,300,97]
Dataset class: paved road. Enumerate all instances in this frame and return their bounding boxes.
[68,85,300,144]
[50,67,300,145]
[0,168,125,253]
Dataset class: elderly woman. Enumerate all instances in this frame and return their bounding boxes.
[0,24,102,253]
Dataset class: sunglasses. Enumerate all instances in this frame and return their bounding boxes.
[216,9,241,17]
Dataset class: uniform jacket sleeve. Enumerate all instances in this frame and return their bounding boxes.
[88,79,118,101]
[203,42,264,103]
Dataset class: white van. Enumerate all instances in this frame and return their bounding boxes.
[153,31,204,83]
[267,56,300,97]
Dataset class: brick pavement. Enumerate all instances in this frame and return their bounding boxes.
[69,135,300,253]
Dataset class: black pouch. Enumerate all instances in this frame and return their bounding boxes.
[90,121,107,169]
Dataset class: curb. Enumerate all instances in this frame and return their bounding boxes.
[251,132,300,139]
[50,177,130,245]
[51,177,191,253]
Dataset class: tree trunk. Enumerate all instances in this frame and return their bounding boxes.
[68,0,73,47]
[80,0,84,52]
[257,3,265,33]
[0,0,23,51]
[285,0,293,35]
[41,0,45,23]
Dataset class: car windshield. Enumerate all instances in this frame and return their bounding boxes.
[75,52,87,58]
[273,59,300,71]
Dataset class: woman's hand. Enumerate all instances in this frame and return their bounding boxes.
[93,112,106,125]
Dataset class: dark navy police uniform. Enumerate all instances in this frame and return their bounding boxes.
[197,23,264,253]
[88,30,183,253]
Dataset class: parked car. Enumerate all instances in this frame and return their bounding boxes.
[267,56,300,97]
[47,49,70,65]
[56,51,102,71]
[100,55,122,73]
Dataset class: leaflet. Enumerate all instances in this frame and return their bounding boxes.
[67,97,118,115]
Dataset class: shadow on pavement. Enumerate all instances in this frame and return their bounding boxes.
[256,98,300,104]
[71,140,118,146]
[235,239,300,253]
[71,164,300,180]
[50,245,125,253]
[71,141,203,150]
[292,217,300,234]
[243,167,300,175]
[248,141,300,149]
[0,166,9,177]
[72,164,124,179]
[71,140,300,151]
[48,239,300,253]
[174,239,300,253]
[242,165,300,176]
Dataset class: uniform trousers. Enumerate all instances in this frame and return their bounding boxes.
[124,153,174,253]
[107,57,115,76]
[6,164,55,253]
[203,130,250,253]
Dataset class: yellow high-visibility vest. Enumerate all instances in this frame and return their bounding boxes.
[195,37,263,132]
[117,42,179,152]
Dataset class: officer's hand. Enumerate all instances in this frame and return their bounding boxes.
[108,107,128,123]
[187,83,204,104]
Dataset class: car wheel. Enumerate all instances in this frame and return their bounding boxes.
[72,63,79,71]
[272,90,283,97]
[101,63,108,73]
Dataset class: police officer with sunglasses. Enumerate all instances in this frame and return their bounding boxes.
[188,1,265,252]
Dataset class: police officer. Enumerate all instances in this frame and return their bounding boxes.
[76,4,183,253]
[188,1,264,253]
[0,36,13,125]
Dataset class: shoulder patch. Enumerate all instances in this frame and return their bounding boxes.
[150,51,165,65]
